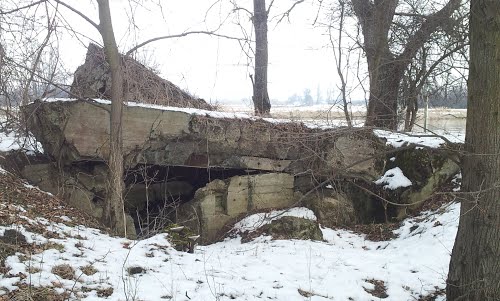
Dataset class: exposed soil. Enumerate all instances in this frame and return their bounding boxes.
[0,169,104,232]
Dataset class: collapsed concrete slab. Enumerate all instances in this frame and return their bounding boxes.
[23,99,384,181]
[70,43,213,110]
[24,99,383,239]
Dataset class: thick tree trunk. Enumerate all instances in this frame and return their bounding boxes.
[446,0,500,300]
[252,0,271,116]
[97,0,128,237]
[364,61,404,129]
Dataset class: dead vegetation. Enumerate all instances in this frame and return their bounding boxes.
[2,284,68,301]
[50,264,74,280]
[363,278,389,299]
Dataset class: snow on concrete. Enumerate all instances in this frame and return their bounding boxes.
[42,99,465,146]
[42,98,284,122]
[233,207,317,232]
[374,129,463,148]
[374,167,413,190]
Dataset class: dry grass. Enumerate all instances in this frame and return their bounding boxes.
[80,264,97,276]
[4,285,67,301]
[51,264,74,280]
[363,278,389,299]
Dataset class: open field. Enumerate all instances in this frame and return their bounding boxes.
[220,104,467,134]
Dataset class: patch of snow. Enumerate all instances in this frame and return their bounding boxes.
[0,203,27,213]
[22,183,53,196]
[233,207,317,233]
[56,216,73,222]
[375,167,412,190]
[0,123,43,153]
[43,98,282,122]
[0,131,20,152]
[452,173,462,192]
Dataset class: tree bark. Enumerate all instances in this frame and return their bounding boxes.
[97,0,128,237]
[252,0,271,116]
[403,94,418,132]
[364,60,404,129]
[446,0,500,299]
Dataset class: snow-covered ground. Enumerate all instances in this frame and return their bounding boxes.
[0,201,459,301]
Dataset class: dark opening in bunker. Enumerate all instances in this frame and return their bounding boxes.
[123,164,262,236]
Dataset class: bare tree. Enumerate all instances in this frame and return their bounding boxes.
[446,0,500,299]
[252,0,271,115]
[51,0,129,235]
[350,0,463,129]
[0,0,65,112]
[328,0,353,127]
[398,1,469,131]
[230,0,305,115]
[96,0,128,236]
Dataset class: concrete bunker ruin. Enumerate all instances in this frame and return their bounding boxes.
[7,44,460,243]
[13,98,460,244]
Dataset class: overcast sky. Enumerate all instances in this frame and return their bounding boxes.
[57,0,364,105]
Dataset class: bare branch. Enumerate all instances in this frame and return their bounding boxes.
[275,0,305,25]
[397,0,462,64]
[267,0,276,15]
[394,12,429,18]
[417,42,468,91]
[126,30,246,56]
[232,6,253,17]
[52,0,99,30]
[0,0,47,15]
[22,1,58,105]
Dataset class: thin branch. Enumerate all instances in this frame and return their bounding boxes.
[3,56,110,113]
[417,43,468,91]
[394,12,429,18]
[22,1,58,105]
[397,0,461,64]
[0,0,47,15]
[232,6,253,17]
[126,30,245,56]
[267,0,276,15]
[52,0,99,30]
[275,0,305,25]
